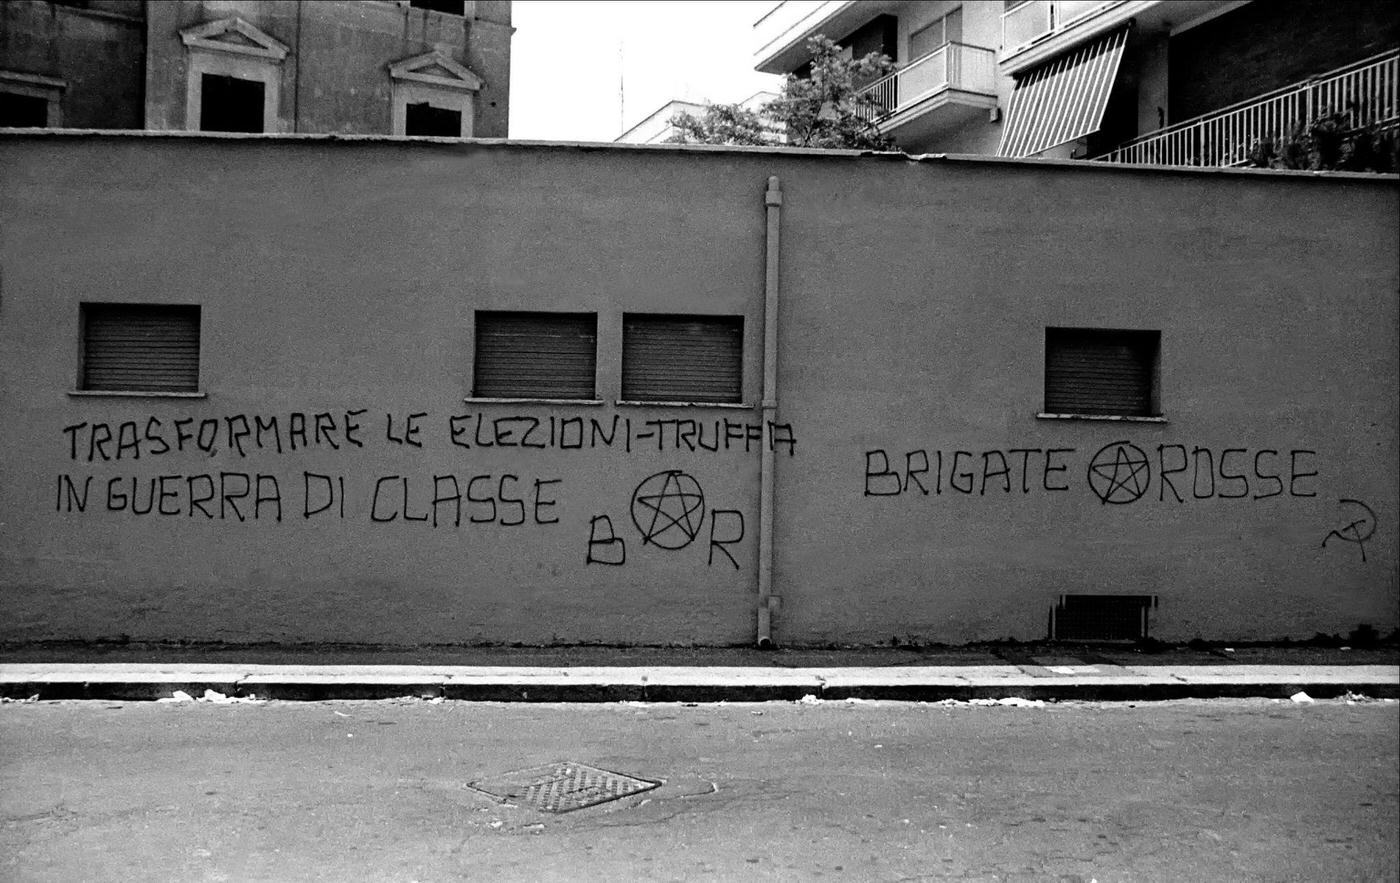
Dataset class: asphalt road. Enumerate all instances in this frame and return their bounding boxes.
[2,698,1396,882]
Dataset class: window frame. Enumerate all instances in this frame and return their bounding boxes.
[179,18,289,134]
[74,302,205,398]
[388,51,482,138]
[0,70,66,128]
[469,311,601,403]
[1039,326,1165,422]
[619,313,746,407]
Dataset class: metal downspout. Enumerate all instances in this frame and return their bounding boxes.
[757,175,782,648]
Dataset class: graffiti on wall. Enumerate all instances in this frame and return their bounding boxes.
[862,441,1321,503]
[53,412,791,555]
[864,439,1387,563]
[586,470,747,570]
[59,411,797,462]
[1322,498,1376,563]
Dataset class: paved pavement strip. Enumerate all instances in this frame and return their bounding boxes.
[1,662,1395,701]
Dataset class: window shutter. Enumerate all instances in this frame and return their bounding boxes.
[473,312,597,399]
[1044,328,1158,416]
[622,315,743,403]
[82,304,201,392]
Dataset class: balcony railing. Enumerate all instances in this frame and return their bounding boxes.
[1094,49,1400,167]
[859,42,997,122]
[1002,0,1121,55]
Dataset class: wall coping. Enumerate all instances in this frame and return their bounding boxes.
[1,128,1397,184]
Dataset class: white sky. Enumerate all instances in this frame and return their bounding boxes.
[508,1,783,142]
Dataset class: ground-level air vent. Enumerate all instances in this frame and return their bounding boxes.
[1050,594,1157,641]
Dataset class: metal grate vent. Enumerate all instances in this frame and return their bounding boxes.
[1050,594,1157,641]
[468,762,659,813]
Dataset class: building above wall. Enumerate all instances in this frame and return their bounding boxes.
[0,0,512,137]
[751,0,1399,167]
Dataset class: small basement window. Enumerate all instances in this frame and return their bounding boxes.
[200,73,265,133]
[622,314,743,404]
[1051,594,1157,641]
[81,304,201,393]
[405,102,462,137]
[1044,327,1160,417]
[473,312,598,399]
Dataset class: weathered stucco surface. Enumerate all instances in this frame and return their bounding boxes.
[0,134,1395,645]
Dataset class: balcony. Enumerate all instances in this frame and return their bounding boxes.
[753,1,902,74]
[1001,2,1240,74]
[1002,1,1123,56]
[1094,49,1400,167]
[859,42,998,139]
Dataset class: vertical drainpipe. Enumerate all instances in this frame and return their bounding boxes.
[292,1,303,133]
[757,176,782,648]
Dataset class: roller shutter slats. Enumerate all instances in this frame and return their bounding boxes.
[1044,329,1157,416]
[82,305,200,392]
[474,312,597,399]
[622,316,743,403]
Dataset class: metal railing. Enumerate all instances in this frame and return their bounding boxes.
[1002,0,1120,55]
[1095,49,1400,167]
[859,42,997,122]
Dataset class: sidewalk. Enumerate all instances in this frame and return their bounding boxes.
[2,643,1396,702]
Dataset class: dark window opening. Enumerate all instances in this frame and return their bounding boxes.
[200,74,264,133]
[81,304,201,393]
[410,0,466,15]
[473,312,597,400]
[622,314,744,404]
[405,102,462,137]
[1044,327,1160,417]
[0,92,49,128]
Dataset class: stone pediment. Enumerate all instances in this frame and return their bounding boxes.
[181,17,290,61]
[388,51,483,92]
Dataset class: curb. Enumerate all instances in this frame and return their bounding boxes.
[2,665,1396,703]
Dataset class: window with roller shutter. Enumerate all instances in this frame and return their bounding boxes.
[621,314,743,404]
[80,304,201,393]
[472,312,598,400]
[1044,327,1160,417]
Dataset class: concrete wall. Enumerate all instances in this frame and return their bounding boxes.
[143,0,509,136]
[0,0,145,129]
[0,133,1395,646]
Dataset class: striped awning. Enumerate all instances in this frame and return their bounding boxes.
[997,26,1129,158]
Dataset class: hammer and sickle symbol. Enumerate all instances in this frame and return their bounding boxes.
[1321,498,1377,563]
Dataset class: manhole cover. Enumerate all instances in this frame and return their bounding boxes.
[468,762,660,813]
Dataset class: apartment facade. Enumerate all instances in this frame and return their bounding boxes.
[753,0,1398,164]
[1,132,1395,648]
[0,0,511,137]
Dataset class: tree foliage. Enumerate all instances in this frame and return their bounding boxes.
[665,103,770,147]
[665,35,896,150]
[1246,109,1399,173]
[764,35,895,150]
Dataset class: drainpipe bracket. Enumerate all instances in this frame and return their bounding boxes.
[761,595,781,611]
